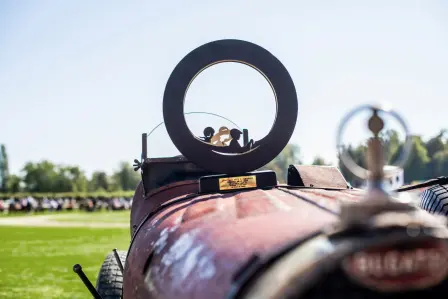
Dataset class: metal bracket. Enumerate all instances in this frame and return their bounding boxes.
[113,248,124,274]
[73,264,104,299]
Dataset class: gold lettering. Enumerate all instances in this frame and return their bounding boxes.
[219,176,257,191]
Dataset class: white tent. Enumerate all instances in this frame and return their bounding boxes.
[360,165,404,191]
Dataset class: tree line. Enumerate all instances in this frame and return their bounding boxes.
[261,129,447,185]
[0,128,446,195]
[0,147,140,196]
[338,129,447,186]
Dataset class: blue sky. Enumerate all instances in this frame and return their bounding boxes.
[0,0,447,176]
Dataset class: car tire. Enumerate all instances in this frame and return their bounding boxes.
[420,183,448,216]
[96,250,127,299]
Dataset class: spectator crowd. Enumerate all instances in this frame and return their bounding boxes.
[0,195,132,214]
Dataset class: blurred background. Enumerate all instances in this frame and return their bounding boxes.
[0,0,447,298]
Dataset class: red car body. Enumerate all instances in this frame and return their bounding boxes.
[124,178,367,298]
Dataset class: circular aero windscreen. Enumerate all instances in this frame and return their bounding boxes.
[162,39,298,175]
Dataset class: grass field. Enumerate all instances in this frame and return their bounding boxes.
[0,210,79,218]
[0,211,131,299]
[49,211,131,223]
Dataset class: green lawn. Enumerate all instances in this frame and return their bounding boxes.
[50,211,130,224]
[0,225,130,299]
[0,210,78,218]
[0,210,130,222]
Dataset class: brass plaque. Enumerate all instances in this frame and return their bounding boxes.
[219,175,257,191]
